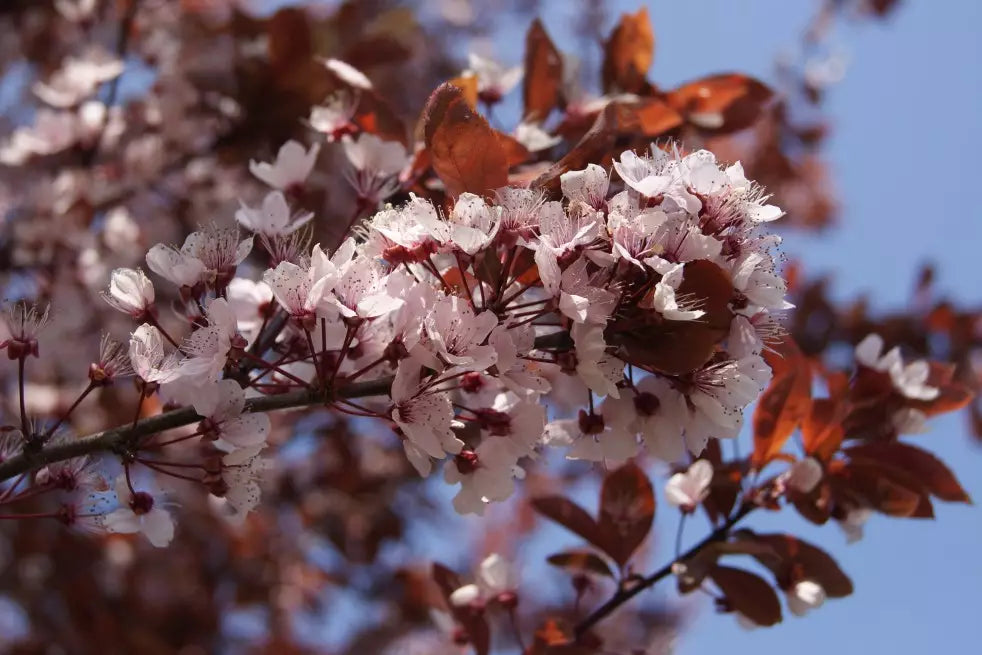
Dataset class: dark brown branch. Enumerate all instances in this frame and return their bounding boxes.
[0,376,391,483]
[574,503,756,639]
[0,330,571,483]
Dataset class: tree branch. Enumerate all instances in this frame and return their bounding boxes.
[0,330,571,483]
[574,503,756,638]
[0,376,391,483]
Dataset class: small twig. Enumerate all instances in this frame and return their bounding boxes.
[574,503,755,639]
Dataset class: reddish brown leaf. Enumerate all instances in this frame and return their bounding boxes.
[631,98,685,136]
[667,73,773,134]
[496,130,532,167]
[752,336,812,469]
[701,440,741,524]
[830,459,934,518]
[677,538,778,594]
[844,441,971,503]
[531,496,604,551]
[747,532,854,597]
[546,551,615,578]
[792,479,833,525]
[531,103,623,199]
[448,74,479,110]
[422,83,509,199]
[523,19,563,122]
[597,461,656,566]
[911,362,974,417]
[431,562,462,601]
[353,91,408,145]
[710,565,782,627]
[611,260,733,376]
[802,397,847,462]
[602,7,655,94]
[266,8,313,76]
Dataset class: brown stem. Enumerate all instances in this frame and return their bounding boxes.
[0,377,390,483]
[574,503,755,639]
[0,334,572,483]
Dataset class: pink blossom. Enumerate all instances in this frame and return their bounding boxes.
[235,191,313,237]
[390,359,463,464]
[193,379,270,453]
[249,140,320,190]
[102,475,175,548]
[665,460,713,512]
[421,295,498,372]
[103,268,155,318]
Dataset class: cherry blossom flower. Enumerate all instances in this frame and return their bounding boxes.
[603,375,688,462]
[447,193,501,255]
[145,242,207,290]
[193,380,270,453]
[494,187,554,245]
[249,140,321,191]
[321,58,373,90]
[226,278,274,336]
[262,244,340,327]
[342,133,407,203]
[235,190,313,237]
[643,262,705,322]
[784,457,823,494]
[472,391,547,458]
[390,359,463,464]
[465,53,523,104]
[177,297,239,383]
[329,256,405,320]
[558,257,617,324]
[1,302,50,360]
[444,439,524,515]
[487,325,551,399]
[610,209,664,267]
[729,252,794,314]
[645,215,723,266]
[449,553,519,606]
[308,90,360,141]
[128,324,181,384]
[838,507,872,544]
[570,323,622,399]
[421,295,498,372]
[854,333,939,401]
[560,163,609,212]
[535,204,601,295]
[613,147,673,199]
[682,355,771,454]
[219,445,270,516]
[102,268,155,318]
[102,475,175,548]
[544,406,639,466]
[718,161,784,223]
[179,224,253,288]
[786,580,826,616]
[363,195,449,263]
[665,460,713,512]
[89,334,133,385]
[514,122,561,152]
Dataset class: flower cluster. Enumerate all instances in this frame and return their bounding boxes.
[87,131,792,535]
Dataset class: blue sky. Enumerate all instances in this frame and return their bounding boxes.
[606,2,982,653]
[467,2,982,653]
[5,1,979,651]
